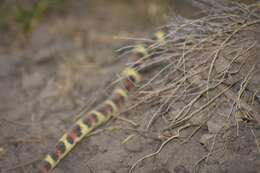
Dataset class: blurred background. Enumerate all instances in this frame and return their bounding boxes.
[0,0,257,39]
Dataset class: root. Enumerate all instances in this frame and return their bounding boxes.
[128,123,190,173]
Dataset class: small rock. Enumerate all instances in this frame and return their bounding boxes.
[123,136,144,153]
[207,120,224,134]
[207,116,226,134]
[200,133,215,151]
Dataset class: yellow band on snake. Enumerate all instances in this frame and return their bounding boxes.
[122,67,141,83]
[62,137,73,149]
[105,100,118,114]
[76,119,91,135]
[134,44,148,57]
[114,87,128,100]
[45,155,55,167]
[90,110,107,124]
[154,31,166,45]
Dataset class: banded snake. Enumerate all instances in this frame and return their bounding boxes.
[37,29,168,173]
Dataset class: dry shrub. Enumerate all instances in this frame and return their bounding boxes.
[122,1,260,136]
[125,1,260,172]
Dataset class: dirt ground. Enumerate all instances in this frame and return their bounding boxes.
[0,1,259,173]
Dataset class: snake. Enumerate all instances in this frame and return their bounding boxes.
[37,29,168,173]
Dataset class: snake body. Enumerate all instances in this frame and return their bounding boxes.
[37,30,167,173]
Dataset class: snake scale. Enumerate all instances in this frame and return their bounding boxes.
[37,29,168,173]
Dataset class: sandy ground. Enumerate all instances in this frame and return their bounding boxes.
[0,1,259,173]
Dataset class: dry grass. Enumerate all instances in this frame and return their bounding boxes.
[114,2,260,172]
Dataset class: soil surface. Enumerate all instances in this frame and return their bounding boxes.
[0,1,259,173]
